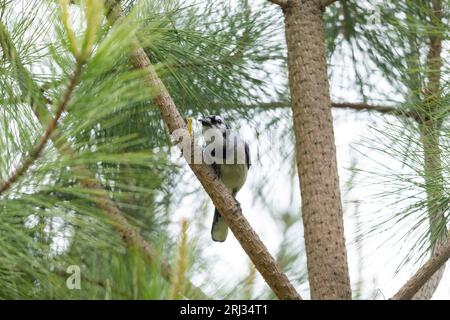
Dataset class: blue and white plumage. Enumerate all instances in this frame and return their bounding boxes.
[199,115,251,242]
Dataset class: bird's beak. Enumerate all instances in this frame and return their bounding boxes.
[198,118,212,127]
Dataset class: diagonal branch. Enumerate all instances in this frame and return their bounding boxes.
[0,64,82,195]
[391,236,450,300]
[107,2,301,300]
[0,19,207,300]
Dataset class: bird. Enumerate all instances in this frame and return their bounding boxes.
[198,115,251,242]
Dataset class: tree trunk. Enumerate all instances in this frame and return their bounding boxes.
[413,0,446,300]
[283,0,351,299]
[415,123,447,299]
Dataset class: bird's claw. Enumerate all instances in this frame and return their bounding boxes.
[212,163,220,177]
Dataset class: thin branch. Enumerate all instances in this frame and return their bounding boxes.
[332,102,398,114]
[272,100,396,113]
[332,102,419,119]
[108,2,301,300]
[254,101,400,113]
[0,64,82,195]
[0,20,208,300]
[391,236,450,300]
[238,100,419,119]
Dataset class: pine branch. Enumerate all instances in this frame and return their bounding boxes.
[332,102,420,119]
[332,102,398,114]
[0,64,82,195]
[249,101,419,119]
[284,0,351,299]
[107,1,301,300]
[0,20,208,300]
[391,236,450,300]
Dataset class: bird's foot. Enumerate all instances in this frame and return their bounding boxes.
[212,163,220,177]
[234,198,241,210]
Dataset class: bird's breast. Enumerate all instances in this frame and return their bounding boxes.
[218,163,248,191]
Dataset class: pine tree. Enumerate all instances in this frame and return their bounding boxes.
[1,0,449,300]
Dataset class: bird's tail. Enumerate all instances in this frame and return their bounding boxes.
[211,208,228,242]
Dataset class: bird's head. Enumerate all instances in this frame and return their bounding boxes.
[198,115,229,135]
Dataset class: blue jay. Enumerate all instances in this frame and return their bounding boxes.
[198,115,251,242]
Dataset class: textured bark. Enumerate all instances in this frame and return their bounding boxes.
[392,236,450,300]
[0,21,208,300]
[413,0,446,300]
[102,5,302,298]
[283,0,351,299]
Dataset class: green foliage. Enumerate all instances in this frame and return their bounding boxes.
[324,0,449,297]
[139,0,286,117]
[326,0,450,288]
[0,0,288,299]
